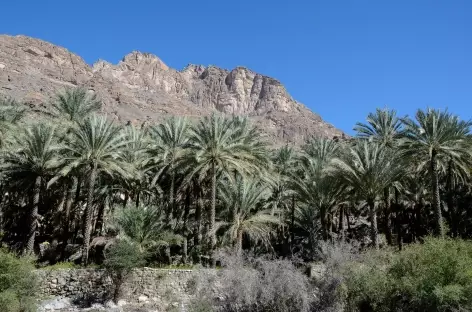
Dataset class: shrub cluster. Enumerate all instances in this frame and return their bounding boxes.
[0,250,37,312]
[189,252,314,312]
[343,238,472,312]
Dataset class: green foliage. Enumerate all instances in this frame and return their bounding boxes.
[0,250,37,312]
[103,240,146,273]
[344,238,472,312]
[103,240,146,302]
[50,87,101,122]
[41,261,78,270]
[111,205,183,254]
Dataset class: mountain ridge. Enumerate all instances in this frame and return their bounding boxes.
[0,34,344,144]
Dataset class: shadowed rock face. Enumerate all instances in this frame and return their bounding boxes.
[0,35,344,144]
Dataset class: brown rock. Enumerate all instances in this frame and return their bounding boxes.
[0,35,343,144]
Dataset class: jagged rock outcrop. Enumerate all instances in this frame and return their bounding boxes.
[0,35,343,143]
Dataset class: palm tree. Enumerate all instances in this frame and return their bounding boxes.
[402,108,472,237]
[219,176,280,255]
[61,115,126,265]
[51,88,101,122]
[187,114,266,266]
[2,123,60,254]
[112,205,182,259]
[0,97,25,148]
[333,140,404,249]
[150,117,189,220]
[354,107,404,147]
[354,108,404,244]
[296,138,343,241]
[119,125,153,208]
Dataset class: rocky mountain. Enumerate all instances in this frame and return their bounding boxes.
[0,35,343,144]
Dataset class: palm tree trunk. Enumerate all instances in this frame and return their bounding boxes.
[60,179,75,259]
[339,206,345,241]
[123,192,129,208]
[182,189,190,265]
[384,188,393,245]
[26,176,41,255]
[135,191,140,208]
[431,150,444,237]
[82,162,97,266]
[57,186,67,213]
[193,185,202,264]
[290,195,295,252]
[209,163,217,268]
[169,168,175,221]
[236,228,243,256]
[368,200,379,249]
[446,159,456,237]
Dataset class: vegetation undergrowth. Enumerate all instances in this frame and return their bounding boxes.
[343,238,472,312]
[0,249,37,312]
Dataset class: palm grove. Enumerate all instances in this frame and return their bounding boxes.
[0,88,471,266]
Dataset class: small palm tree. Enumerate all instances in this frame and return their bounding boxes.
[62,115,126,265]
[112,205,182,262]
[51,88,101,122]
[333,140,404,249]
[219,176,280,255]
[402,108,472,237]
[2,123,60,254]
[0,97,25,148]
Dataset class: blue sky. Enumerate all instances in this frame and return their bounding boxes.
[1,0,471,134]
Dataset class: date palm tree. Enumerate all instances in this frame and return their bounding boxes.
[354,107,404,147]
[333,140,404,249]
[402,108,472,237]
[0,97,25,148]
[187,114,266,266]
[150,117,189,220]
[111,205,182,259]
[219,176,280,255]
[61,115,127,265]
[2,123,60,254]
[354,108,404,244]
[51,88,101,122]
[296,138,343,241]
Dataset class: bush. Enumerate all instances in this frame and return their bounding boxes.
[344,238,472,312]
[41,261,78,270]
[189,252,314,312]
[0,249,37,312]
[103,240,146,303]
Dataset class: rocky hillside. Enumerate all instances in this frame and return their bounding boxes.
[0,35,343,144]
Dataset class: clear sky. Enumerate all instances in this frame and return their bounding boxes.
[1,0,471,134]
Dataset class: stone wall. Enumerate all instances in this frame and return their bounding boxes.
[36,268,208,309]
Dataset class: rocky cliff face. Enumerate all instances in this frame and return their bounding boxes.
[0,35,343,143]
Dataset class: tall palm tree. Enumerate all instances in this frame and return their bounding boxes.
[296,138,343,240]
[219,176,280,255]
[354,108,404,147]
[119,125,153,208]
[333,140,404,249]
[2,123,60,254]
[51,88,101,122]
[150,117,189,220]
[187,114,266,266]
[354,108,404,244]
[61,115,126,265]
[402,108,472,237]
